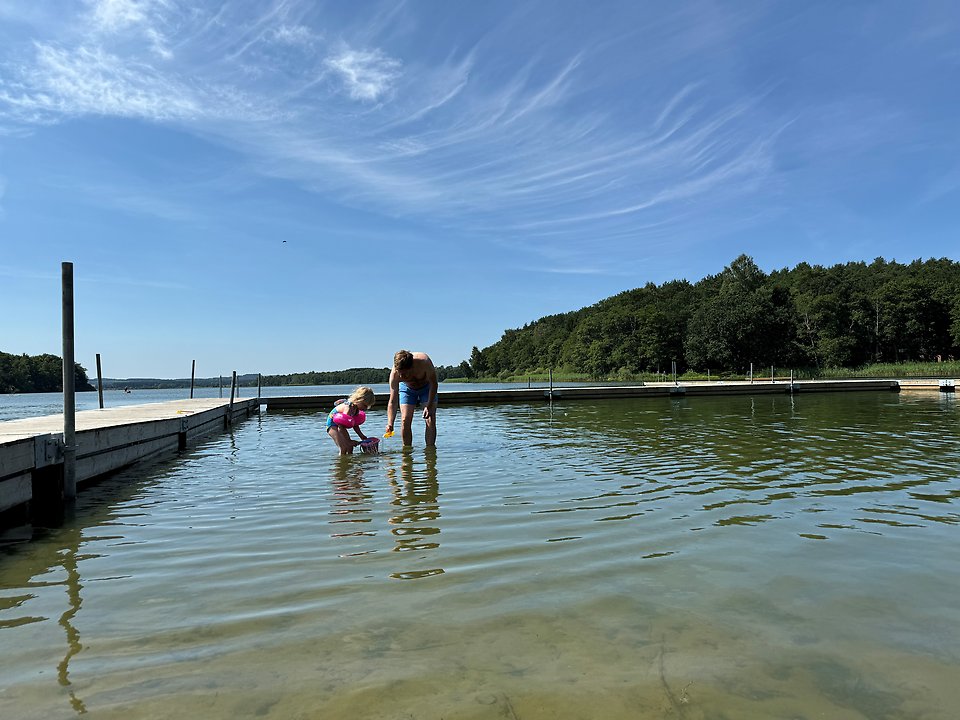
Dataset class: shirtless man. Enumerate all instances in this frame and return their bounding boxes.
[385,350,438,447]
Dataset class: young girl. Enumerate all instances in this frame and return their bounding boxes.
[326,386,376,455]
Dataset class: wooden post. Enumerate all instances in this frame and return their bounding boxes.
[228,371,237,426]
[750,363,753,383]
[771,365,775,383]
[62,262,77,500]
[548,368,553,400]
[96,353,104,409]
[672,360,677,385]
[219,375,223,398]
[190,359,196,399]
[257,373,261,400]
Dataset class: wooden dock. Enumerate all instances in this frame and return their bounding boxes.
[0,397,259,526]
[259,378,904,410]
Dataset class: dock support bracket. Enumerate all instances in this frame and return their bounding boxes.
[30,434,66,527]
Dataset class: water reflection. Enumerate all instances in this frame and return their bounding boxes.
[57,534,87,714]
[386,448,443,580]
[328,456,377,550]
[0,522,90,716]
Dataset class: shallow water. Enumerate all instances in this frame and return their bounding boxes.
[1,391,958,719]
[0,381,579,422]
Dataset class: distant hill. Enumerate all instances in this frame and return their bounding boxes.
[465,254,960,378]
[98,374,261,390]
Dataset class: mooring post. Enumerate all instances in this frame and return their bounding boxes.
[190,359,196,399]
[96,353,104,409]
[771,365,775,383]
[62,262,77,500]
[750,363,754,383]
[672,360,677,386]
[549,368,553,400]
[219,374,223,398]
[257,373,261,400]
[228,371,237,426]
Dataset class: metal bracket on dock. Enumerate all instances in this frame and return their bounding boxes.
[33,434,64,468]
[178,418,189,451]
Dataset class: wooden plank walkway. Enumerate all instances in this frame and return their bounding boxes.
[0,397,259,521]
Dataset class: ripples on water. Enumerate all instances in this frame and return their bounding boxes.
[1,392,958,719]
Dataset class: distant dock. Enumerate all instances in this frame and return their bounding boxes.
[2,377,954,531]
[260,378,906,410]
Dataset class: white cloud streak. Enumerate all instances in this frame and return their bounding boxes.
[323,46,402,102]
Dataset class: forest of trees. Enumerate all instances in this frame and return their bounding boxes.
[0,352,95,393]
[464,256,960,379]
[261,363,473,387]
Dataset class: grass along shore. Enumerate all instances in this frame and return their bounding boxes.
[452,360,960,385]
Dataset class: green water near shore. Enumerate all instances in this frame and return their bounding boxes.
[1,391,958,719]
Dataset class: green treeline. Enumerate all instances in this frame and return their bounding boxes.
[0,351,95,393]
[466,255,960,379]
[261,363,473,386]
[261,368,392,386]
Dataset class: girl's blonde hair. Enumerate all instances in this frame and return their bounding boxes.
[348,386,375,409]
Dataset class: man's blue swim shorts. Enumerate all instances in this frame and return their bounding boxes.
[399,382,435,406]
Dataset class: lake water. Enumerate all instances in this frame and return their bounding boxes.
[1,390,958,719]
[0,382,581,423]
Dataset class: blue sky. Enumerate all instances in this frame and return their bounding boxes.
[1,1,958,378]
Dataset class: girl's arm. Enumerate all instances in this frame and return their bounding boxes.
[354,427,368,441]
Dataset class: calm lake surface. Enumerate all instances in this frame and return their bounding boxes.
[1,390,958,719]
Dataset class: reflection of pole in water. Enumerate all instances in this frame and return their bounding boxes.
[388,448,443,580]
[56,529,88,714]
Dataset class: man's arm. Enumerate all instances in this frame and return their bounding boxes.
[424,358,438,418]
[386,369,400,432]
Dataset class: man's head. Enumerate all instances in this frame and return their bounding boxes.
[394,349,414,371]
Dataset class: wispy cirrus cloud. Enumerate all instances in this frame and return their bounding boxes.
[0,41,272,123]
[85,0,174,58]
[0,0,789,276]
[323,46,402,102]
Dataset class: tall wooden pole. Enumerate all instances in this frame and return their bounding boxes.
[190,359,196,399]
[228,371,237,426]
[62,262,77,499]
[96,353,104,409]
